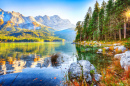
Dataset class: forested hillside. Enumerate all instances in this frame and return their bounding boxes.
[75,0,130,42]
[0,24,63,42]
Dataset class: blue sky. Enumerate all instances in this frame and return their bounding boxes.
[0,0,108,25]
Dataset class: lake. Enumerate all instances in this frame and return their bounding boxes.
[0,42,112,86]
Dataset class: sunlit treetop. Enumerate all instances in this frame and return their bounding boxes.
[126,10,130,17]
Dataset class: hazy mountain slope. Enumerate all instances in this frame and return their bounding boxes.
[54,29,76,42]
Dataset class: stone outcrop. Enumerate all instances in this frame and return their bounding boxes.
[68,60,101,83]
[114,51,130,71]
[120,51,130,71]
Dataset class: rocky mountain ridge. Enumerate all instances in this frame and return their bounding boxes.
[0,9,75,30]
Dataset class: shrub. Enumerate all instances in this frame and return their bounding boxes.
[51,53,60,65]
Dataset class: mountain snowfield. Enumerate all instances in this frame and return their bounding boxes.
[0,9,75,30]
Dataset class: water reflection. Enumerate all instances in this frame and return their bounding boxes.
[0,43,113,86]
[75,45,113,72]
[0,54,42,75]
[0,42,76,75]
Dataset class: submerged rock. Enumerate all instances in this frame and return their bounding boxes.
[68,60,101,83]
[85,48,91,51]
[120,51,130,71]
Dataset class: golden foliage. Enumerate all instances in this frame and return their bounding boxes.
[109,46,114,51]
[0,19,4,25]
[32,22,39,27]
[0,60,6,65]
[33,57,40,62]
[6,21,12,26]
[100,59,129,86]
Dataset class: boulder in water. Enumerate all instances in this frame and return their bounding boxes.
[68,60,101,83]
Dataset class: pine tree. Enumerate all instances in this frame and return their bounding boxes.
[83,7,92,40]
[75,21,82,42]
[99,0,106,40]
[75,0,130,42]
[91,1,100,40]
[104,0,114,40]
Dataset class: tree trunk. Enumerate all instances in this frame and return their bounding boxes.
[110,31,112,40]
[105,34,107,41]
[114,31,116,40]
[119,29,121,40]
[124,19,126,39]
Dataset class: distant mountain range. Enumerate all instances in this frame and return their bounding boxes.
[0,9,76,42]
[54,29,76,42]
[35,15,75,30]
[0,9,75,31]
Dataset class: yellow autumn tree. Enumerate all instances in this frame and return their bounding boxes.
[0,19,4,26]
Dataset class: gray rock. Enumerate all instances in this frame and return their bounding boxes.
[113,43,118,46]
[68,62,82,79]
[68,60,101,83]
[118,46,126,52]
[104,47,109,51]
[114,46,126,52]
[114,54,123,59]
[120,51,130,71]
[97,49,102,54]
[43,57,51,67]
[114,46,118,50]
[78,60,91,71]
[94,74,101,81]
